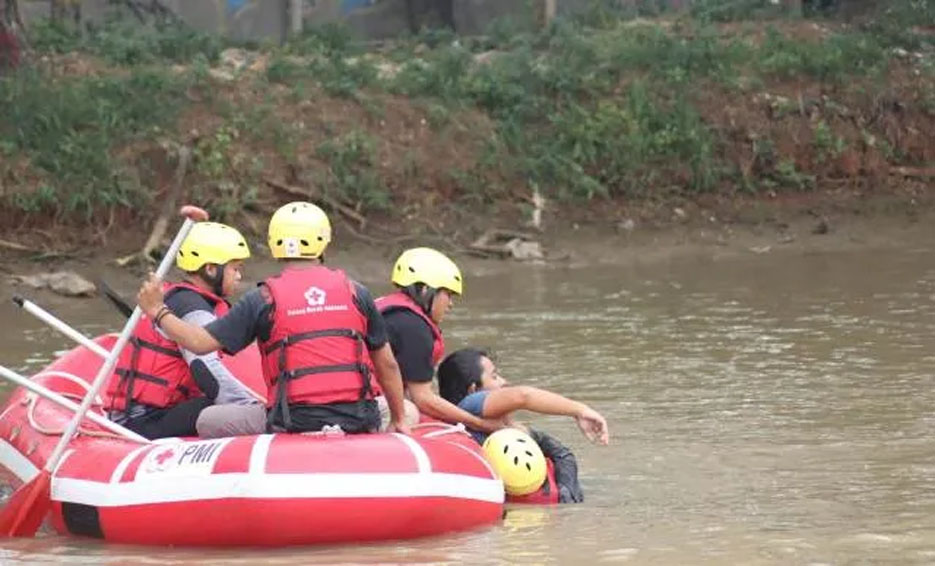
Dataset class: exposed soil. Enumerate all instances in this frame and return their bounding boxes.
[1,19,934,283]
[3,186,934,313]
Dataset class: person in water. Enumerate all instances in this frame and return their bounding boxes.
[437,347,610,502]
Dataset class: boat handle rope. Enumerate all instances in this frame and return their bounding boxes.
[419,422,470,439]
[22,371,145,443]
[32,371,103,406]
[24,393,141,442]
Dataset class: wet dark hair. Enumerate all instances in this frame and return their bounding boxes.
[437,348,487,406]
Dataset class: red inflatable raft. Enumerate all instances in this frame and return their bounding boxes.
[0,336,504,546]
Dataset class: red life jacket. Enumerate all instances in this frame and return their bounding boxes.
[261,266,373,429]
[376,291,445,366]
[104,282,228,412]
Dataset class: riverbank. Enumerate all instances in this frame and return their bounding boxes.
[1,2,934,296]
[3,186,934,313]
[2,3,934,247]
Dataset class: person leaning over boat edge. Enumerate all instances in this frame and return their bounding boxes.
[437,347,610,502]
[103,221,254,439]
[375,247,504,433]
[136,201,411,436]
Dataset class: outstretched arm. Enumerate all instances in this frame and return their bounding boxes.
[482,386,610,445]
[408,381,504,433]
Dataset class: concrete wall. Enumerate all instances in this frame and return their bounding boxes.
[19,0,701,44]
[161,0,289,43]
[21,0,289,42]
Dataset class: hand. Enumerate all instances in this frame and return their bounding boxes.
[575,406,609,445]
[137,272,165,318]
[389,419,411,436]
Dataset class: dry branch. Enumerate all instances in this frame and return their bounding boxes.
[0,237,37,252]
[264,178,368,230]
[116,143,193,267]
[890,166,935,179]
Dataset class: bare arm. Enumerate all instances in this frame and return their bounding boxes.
[483,386,610,445]
[482,386,584,419]
[407,381,503,433]
[370,343,409,434]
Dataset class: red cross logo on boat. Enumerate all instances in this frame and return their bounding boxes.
[143,447,178,474]
[155,448,175,466]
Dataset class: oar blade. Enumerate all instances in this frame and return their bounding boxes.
[0,470,52,537]
[95,278,133,318]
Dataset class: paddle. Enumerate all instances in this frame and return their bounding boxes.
[0,365,148,443]
[95,278,133,318]
[12,296,111,358]
[0,205,208,538]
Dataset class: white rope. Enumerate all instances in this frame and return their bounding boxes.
[33,370,104,406]
[420,422,471,439]
[23,371,145,443]
[25,392,135,441]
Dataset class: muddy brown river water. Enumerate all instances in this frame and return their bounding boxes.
[2,243,934,564]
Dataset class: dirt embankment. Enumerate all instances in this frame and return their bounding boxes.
[1,16,934,271]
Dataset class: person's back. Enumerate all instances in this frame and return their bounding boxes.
[261,263,378,433]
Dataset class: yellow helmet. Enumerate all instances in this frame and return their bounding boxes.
[267,201,332,259]
[482,428,547,496]
[176,222,251,272]
[391,247,463,295]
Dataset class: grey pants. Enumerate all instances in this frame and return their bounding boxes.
[375,396,420,431]
[196,403,266,438]
[196,397,421,438]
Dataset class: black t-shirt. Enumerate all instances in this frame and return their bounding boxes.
[205,281,387,354]
[164,286,219,317]
[384,308,435,384]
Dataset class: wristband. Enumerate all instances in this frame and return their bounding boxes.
[153,305,171,328]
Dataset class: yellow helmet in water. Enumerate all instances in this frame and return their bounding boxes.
[483,428,547,496]
[391,247,463,295]
[267,201,332,259]
[176,222,251,272]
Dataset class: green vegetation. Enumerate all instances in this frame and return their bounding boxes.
[316,130,389,210]
[1,1,932,226]
[0,66,193,217]
[30,20,223,65]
